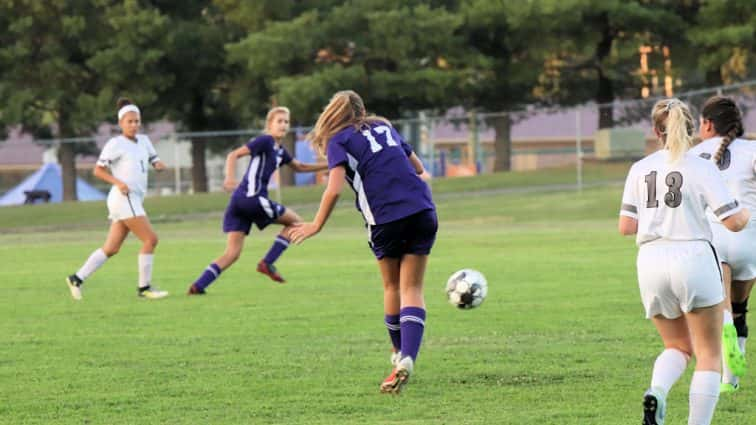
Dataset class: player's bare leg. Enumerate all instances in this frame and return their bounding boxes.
[378,258,403,392]
[188,231,246,295]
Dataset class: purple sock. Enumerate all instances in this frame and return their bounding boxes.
[384,314,401,352]
[263,236,289,265]
[194,263,221,290]
[399,306,426,362]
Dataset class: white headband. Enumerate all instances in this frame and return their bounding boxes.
[118,105,140,120]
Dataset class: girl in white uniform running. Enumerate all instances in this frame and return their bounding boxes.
[689,95,754,392]
[65,98,169,300]
[619,98,750,425]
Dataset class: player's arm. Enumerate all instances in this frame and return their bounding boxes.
[93,165,128,195]
[618,215,638,235]
[152,160,167,171]
[408,152,432,181]
[288,159,328,173]
[721,208,750,232]
[290,166,346,244]
[223,145,251,192]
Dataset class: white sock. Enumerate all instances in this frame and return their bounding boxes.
[76,248,108,281]
[688,371,720,425]
[738,337,747,353]
[138,254,153,289]
[723,309,734,326]
[650,348,689,397]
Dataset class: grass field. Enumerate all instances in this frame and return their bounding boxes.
[1,168,754,424]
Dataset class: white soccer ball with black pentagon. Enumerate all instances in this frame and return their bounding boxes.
[446,269,487,309]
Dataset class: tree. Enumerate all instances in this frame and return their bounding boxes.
[534,0,694,129]
[689,0,756,85]
[149,1,242,193]
[0,0,171,201]
[456,0,555,171]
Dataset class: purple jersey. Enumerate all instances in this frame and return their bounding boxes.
[234,135,293,199]
[327,123,435,225]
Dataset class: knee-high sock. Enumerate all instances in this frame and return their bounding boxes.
[138,254,153,289]
[650,348,688,397]
[76,248,108,281]
[399,307,426,362]
[194,263,222,290]
[688,371,720,425]
[263,236,289,265]
[385,314,401,352]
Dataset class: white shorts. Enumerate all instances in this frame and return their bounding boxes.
[711,221,756,281]
[637,240,724,319]
[107,188,146,221]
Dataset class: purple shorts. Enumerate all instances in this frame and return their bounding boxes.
[368,209,438,259]
[222,195,286,235]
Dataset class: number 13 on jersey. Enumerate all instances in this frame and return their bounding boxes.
[644,171,683,208]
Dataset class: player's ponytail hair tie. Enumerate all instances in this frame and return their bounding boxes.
[118,105,140,120]
[664,99,682,112]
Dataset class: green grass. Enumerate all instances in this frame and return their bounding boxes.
[1,177,754,424]
[0,161,629,230]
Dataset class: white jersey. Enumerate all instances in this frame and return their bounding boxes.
[96,134,160,196]
[620,149,741,246]
[689,137,756,220]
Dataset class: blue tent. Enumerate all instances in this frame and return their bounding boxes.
[0,163,106,206]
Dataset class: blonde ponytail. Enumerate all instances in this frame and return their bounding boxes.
[651,98,694,163]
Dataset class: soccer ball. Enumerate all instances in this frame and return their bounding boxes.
[445,269,488,309]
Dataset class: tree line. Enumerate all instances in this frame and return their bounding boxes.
[1,0,754,200]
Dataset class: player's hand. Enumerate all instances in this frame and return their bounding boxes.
[116,181,129,195]
[153,161,167,171]
[223,179,238,192]
[289,222,320,244]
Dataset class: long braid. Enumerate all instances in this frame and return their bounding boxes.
[703,96,745,164]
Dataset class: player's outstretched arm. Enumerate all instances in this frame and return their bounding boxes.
[288,159,329,173]
[290,166,346,244]
[722,209,750,232]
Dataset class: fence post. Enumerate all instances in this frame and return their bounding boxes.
[172,135,181,195]
[576,108,583,192]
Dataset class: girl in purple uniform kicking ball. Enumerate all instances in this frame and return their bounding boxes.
[188,107,328,294]
[290,90,437,394]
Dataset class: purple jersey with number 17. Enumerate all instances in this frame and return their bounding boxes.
[326,123,435,225]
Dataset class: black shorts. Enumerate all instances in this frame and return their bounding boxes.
[368,209,438,259]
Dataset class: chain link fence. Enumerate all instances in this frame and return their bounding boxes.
[2,80,755,201]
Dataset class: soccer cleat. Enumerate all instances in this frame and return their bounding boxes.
[642,388,666,425]
[138,285,169,299]
[187,284,206,295]
[720,382,739,394]
[66,275,83,301]
[380,356,413,394]
[723,324,747,377]
[256,260,285,283]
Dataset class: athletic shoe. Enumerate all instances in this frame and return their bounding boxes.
[380,356,413,394]
[187,284,206,295]
[256,260,285,283]
[723,324,747,377]
[642,388,666,425]
[66,275,83,301]
[138,286,169,299]
[720,382,739,394]
[390,350,402,367]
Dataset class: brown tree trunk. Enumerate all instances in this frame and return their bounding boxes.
[279,131,295,186]
[57,108,77,201]
[191,139,208,193]
[58,142,78,201]
[492,114,512,172]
